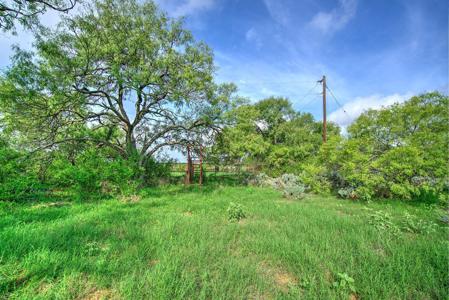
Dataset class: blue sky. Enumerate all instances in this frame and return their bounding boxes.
[0,0,447,129]
[158,0,448,127]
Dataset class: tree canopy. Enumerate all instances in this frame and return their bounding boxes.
[0,0,78,32]
[0,0,235,177]
[211,97,340,175]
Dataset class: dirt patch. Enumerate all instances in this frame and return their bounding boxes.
[274,271,297,290]
[82,288,117,300]
[259,262,298,293]
[248,289,273,300]
[323,269,333,283]
[38,281,53,293]
[149,259,159,267]
[372,243,387,258]
[119,195,141,203]
[349,293,359,300]
[31,202,71,209]
[238,218,249,225]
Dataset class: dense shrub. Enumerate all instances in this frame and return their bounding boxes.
[143,158,173,186]
[0,139,45,201]
[307,92,448,203]
[47,149,137,199]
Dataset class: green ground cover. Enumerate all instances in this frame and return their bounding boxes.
[1,185,447,299]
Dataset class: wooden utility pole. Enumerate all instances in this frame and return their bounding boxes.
[318,75,327,143]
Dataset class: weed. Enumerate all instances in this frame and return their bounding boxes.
[402,212,438,234]
[333,272,356,293]
[368,211,400,235]
[227,202,246,222]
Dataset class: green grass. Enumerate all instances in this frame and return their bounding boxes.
[1,185,448,299]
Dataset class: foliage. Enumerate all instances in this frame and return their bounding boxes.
[299,164,331,194]
[252,173,306,200]
[0,0,78,32]
[282,185,306,200]
[368,211,401,235]
[368,209,440,235]
[401,212,438,234]
[47,148,138,199]
[212,97,340,176]
[306,92,448,202]
[0,138,45,201]
[0,0,234,175]
[143,158,173,186]
[332,273,356,294]
[227,202,246,222]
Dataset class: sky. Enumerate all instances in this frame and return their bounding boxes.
[0,0,447,129]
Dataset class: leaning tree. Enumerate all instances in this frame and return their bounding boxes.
[0,0,235,177]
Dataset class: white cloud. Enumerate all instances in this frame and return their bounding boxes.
[159,0,216,17]
[328,93,412,128]
[263,0,291,26]
[245,27,262,49]
[309,0,357,34]
[214,50,324,106]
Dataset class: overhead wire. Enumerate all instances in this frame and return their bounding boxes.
[326,85,349,117]
[298,82,321,105]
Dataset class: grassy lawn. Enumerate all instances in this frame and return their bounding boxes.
[0,185,447,299]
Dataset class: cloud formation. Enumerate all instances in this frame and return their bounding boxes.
[262,0,292,26]
[328,93,412,128]
[245,27,262,49]
[309,0,357,34]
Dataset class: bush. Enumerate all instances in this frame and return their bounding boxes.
[300,164,331,194]
[251,173,306,200]
[48,149,137,199]
[337,187,356,199]
[280,173,300,186]
[300,93,449,203]
[0,140,45,201]
[0,176,46,201]
[227,202,246,222]
[283,184,305,199]
[143,158,173,186]
[253,173,271,187]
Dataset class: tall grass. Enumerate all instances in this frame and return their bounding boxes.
[0,185,447,299]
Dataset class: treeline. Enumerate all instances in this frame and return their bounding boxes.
[0,0,447,204]
[212,93,448,203]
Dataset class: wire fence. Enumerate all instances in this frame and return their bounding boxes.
[170,163,264,175]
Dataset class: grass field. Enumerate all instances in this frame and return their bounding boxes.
[0,185,448,299]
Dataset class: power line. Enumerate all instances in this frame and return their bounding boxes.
[326,85,349,116]
[239,79,319,85]
[298,82,320,104]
